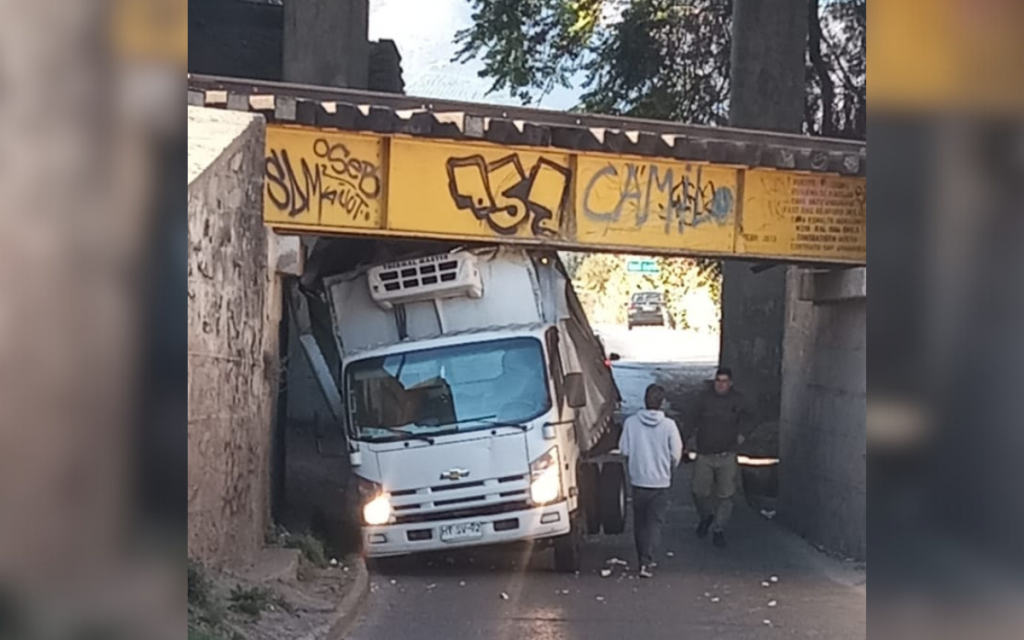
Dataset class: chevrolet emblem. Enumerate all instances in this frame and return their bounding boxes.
[440,468,469,481]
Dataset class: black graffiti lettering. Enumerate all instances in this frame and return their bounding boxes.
[643,165,675,228]
[265,150,291,210]
[264,139,381,221]
[313,138,382,200]
[337,186,371,221]
[446,154,569,237]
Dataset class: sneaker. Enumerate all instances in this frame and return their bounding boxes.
[696,516,713,539]
[713,531,727,548]
[639,565,654,579]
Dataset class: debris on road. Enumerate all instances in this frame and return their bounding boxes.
[761,581,771,588]
[768,600,778,607]
[760,509,777,520]
[500,592,509,600]
[600,569,612,578]
[426,584,437,590]
[770,575,779,583]
[329,558,339,567]
[711,597,720,603]
[390,579,397,585]
[596,596,605,602]
[764,619,772,626]
[459,581,466,587]
[606,558,628,566]
[666,551,675,558]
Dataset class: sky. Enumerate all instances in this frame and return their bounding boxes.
[368,0,583,110]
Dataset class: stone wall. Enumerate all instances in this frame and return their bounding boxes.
[187,107,280,567]
[719,262,787,449]
[778,267,867,560]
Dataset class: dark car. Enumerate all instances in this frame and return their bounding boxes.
[627,291,674,330]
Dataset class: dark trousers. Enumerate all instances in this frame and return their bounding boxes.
[632,486,670,566]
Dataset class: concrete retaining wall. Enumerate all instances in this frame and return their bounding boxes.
[779,267,866,560]
[187,106,281,567]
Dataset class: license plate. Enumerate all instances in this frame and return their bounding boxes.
[440,522,483,542]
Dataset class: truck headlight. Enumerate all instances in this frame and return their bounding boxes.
[358,478,392,525]
[363,493,392,526]
[530,447,562,505]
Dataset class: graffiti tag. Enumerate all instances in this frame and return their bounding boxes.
[265,138,382,221]
[582,162,733,233]
[446,154,570,237]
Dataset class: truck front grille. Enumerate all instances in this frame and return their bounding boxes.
[389,474,531,524]
[395,500,530,525]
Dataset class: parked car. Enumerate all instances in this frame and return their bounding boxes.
[627,291,674,329]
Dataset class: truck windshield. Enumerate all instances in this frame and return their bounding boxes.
[345,337,550,442]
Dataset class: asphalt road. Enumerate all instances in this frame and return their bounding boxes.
[344,329,865,639]
[346,473,864,640]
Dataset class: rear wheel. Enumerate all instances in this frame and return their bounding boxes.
[553,512,584,573]
[578,462,602,534]
[599,462,627,534]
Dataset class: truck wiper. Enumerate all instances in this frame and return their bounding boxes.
[377,427,435,445]
[418,415,529,432]
[444,415,530,431]
[479,418,530,431]
[417,414,497,428]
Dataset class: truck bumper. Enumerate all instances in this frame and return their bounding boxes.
[363,500,572,558]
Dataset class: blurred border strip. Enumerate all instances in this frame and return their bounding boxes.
[872,0,1024,113]
[112,0,187,67]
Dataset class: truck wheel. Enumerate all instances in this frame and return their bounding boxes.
[599,462,627,534]
[553,512,583,573]
[578,462,602,534]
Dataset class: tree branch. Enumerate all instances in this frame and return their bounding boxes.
[807,0,834,137]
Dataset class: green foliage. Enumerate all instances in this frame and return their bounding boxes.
[228,585,286,618]
[568,252,720,329]
[188,560,213,609]
[454,0,865,139]
[284,532,329,568]
[580,0,732,124]
[804,0,866,138]
[453,0,603,104]
[266,525,330,569]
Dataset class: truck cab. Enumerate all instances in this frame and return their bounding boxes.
[345,326,587,566]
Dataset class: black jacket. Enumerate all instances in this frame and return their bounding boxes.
[686,387,754,454]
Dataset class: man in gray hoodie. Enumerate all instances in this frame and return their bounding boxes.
[618,384,684,577]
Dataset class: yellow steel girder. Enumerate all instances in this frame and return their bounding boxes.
[262,124,866,264]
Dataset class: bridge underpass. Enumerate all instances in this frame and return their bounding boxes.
[187,76,866,572]
[189,75,865,266]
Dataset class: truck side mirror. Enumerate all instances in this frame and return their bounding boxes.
[564,372,587,408]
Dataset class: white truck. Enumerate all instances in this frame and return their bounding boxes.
[311,246,626,572]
